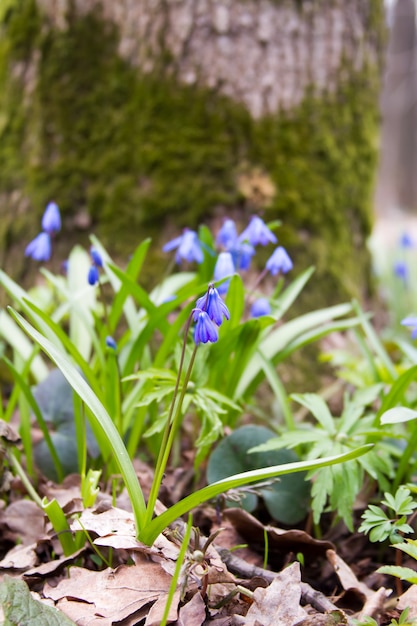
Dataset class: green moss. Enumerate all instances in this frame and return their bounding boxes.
[0,0,384,310]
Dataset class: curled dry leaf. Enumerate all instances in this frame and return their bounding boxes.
[234,562,307,626]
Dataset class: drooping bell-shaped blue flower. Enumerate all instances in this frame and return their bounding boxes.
[163,229,203,264]
[195,285,230,326]
[194,310,219,344]
[265,246,293,275]
[41,202,61,234]
[251,297,271,318]
[214,252,235,294]
[235,241,256,271]
[238,216,277,247]
[217,219,238,250]
[401,317,417,339]
[25,232,52,262]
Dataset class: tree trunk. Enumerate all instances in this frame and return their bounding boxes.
[0,0,386,308]
[375,0,417,215]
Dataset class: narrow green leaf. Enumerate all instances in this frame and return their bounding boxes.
[139,444,373,544]
[377,565,417,584]
[8,308,147,535]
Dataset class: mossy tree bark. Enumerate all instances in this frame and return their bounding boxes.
[0,0,386,308]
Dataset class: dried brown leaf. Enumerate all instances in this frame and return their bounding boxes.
[234,562,307,626]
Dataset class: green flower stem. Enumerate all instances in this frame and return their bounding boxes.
[144,336,198,529]
[160,513,193,626]
[7,452,43,508]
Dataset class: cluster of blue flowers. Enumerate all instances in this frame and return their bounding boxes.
[164,215,293,329]
[25,202,61,262]
[193,284,230,344]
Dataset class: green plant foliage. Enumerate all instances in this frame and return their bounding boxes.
[0,0,383,310]
[207,425,311,525]
[249,385,394,529]
[0,575,76,625]
[358,486,417,543]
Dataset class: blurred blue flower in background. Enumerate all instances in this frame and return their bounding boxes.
[251,297,271,318]
[87,247,104,285]
[214,252,235,294]
[105,336,117,350]
[88,265,100,286]
[90,247,104,267]
[238,216,277,246]
[217,219,238,249]
[394,260,409,284]
[401,317,417,339]
[163,229,203,264]
[266,246,293,275]
[25,202,61,262]
[41,202,61,234]
[234,241,256,271]
[400,232,414,249]
[25,232,51,262]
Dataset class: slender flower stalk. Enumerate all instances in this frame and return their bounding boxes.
[145,284,229,525]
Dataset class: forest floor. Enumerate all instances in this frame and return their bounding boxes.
[0,441,414,626]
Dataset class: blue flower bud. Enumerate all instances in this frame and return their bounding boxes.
[90,247,104,267]
[214,252,235,294]
[394,260,408,283]
[88,265,100,286]
[265,246,293,275]
[25,232,52,262]
[105,336,117,350]
[251,298,271,317]
[41,202,61,234]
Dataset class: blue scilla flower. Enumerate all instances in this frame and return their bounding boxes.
[105,336,117,350]
[251,297,271,318]
[217,219,238,249]
[401,317,417,339]
[90,247,103,268]
[25,232,51,262]
[195,285,230,326]
[194,310,219,344]
[238,216,277,247]
[234,241,256,271]
[265,246,293,275]
[163,229,203,264]
[394,260,408,283]
[214,252,235,294]
[400,232,414,249]
[41,202,61,234]
[88,265,100,286]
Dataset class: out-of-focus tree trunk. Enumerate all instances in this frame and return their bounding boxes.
[0,0,386,309]
[375,0,417,214]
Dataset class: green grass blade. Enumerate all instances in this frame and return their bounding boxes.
[139,444,373,544]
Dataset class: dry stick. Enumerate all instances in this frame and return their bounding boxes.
[214,545,350,617]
